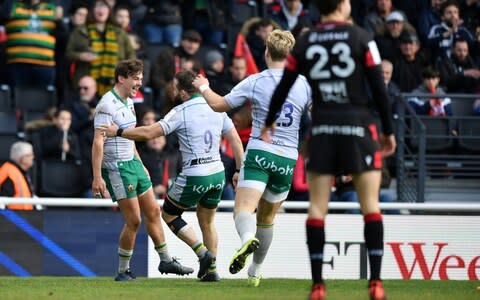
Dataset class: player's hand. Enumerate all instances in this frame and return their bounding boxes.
[260,125,276,143]
[379,134,396,157]
[92,176,107,198]
[192,74,209,89]
[232,170,240,190]
[99,123,119,137]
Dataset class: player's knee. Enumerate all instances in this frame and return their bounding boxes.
[167,217,188,235]
[162,196,185,217]
[126,216,142,231]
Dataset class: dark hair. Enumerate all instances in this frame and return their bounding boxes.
[53,107,71,118]
[87,0,114,25]
[453,37,468,48]
[136,105,156,125]
[421,66,440,79]
[175,70,197,95]
[114,59,144,83]
[315,0,344,16]
[249,18,274,35]
[440,0,460,16]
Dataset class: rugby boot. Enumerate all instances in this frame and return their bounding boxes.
[229,237,260,274]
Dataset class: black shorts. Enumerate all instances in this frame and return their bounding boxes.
[306,120,383,175]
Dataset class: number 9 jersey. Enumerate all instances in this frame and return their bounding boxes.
[286,22,393,136]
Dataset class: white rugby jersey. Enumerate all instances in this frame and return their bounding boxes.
[159,95,234,176]
[225,68,311,159]
[94,89,136,167]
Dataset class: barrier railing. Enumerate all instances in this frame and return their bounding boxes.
[1,197,480,212]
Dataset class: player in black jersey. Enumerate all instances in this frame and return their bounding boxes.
[261,0,396,300]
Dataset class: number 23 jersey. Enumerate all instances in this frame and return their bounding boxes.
[288,23,383,114]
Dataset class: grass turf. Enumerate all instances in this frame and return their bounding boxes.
[0,277,478,300]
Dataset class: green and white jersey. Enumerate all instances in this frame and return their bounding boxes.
[159,94,234,176]
[94,89,136,168]
[224,68,311,159]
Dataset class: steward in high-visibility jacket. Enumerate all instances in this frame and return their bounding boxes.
[0,161,34,210]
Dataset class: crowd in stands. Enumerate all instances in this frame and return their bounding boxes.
[0,0,479,209]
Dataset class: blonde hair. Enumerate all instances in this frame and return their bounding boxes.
[266,29,295,61]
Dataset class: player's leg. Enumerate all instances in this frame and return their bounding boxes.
[247,198,283,287]
[115,197,141,280]
[196,203,220,281]
[102,164,141,281]
[136,162,193,276]
[353,170,386,300]
[306,172,332,299]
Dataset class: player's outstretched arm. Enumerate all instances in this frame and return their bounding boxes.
[100,122,165,141]
[193,74,231,112]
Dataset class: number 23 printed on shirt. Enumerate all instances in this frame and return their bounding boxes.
[275,103,294,127]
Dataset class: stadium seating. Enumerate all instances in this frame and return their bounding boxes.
[37,159,85,197]
[0,84,11,112]
[0,111,20,162]
[14,85,57,113]
[410,117,454,152]
[458,118,480,152]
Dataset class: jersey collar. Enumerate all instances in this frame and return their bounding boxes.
[111,88,128,104]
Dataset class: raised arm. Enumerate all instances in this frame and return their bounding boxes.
[193,74,231,112]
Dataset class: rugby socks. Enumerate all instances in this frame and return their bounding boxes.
[364,213,384,281]
[306,218,325,284]
[155,242,173,262]
[192,241,208,258]
[248,223,274,277]
[234,211,256,245]
[118,248,133,273]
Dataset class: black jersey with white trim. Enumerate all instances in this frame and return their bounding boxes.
[266,22,393,135]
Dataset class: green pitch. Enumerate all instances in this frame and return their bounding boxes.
[0,277,478,300]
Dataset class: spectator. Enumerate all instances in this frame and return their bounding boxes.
[141,0,182,46]
[233,17,279,76]
[375,11,415,61]
[363,0,410,36]
[58,2,89,96]
[427,0,475,61]
[214,56,249,100]
[418,0,446,43]
[265,0,313,31]
[65,0,135,95]
[150,29,203,111]
[392,31,430,92]
[135,107,169,199]
[246,18,276,72]
[0,142,35,210]
[409,66,453,117]
[204,50,228,95]
[2,0,65,88]
[114,4,131,32]
[460,0,480,34]
[436,38,480,93]
[381,59,402,114]
[37,108,82,161]
[231,104,253,150]
[66,75,99,135]
[181,0,230,46]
